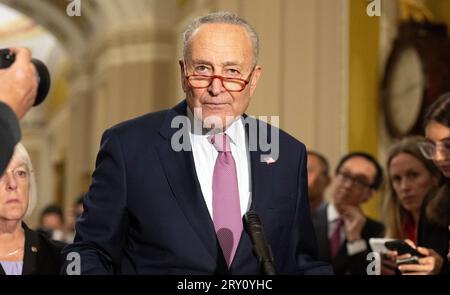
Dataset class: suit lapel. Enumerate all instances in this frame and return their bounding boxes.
[156,101,225,269]
[246,116,273,213]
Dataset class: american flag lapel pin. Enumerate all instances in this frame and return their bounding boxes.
[263,156,276,165]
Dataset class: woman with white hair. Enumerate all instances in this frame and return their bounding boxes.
[0,143,64,275]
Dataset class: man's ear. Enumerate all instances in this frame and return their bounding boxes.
[249,65,262,96]
[179,60,188,92]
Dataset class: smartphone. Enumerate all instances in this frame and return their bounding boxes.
[384,240,425,257]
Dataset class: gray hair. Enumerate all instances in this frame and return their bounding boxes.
[12,143,37,218]
[183,11,260,66]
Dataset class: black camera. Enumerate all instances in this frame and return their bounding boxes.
[0,48,51,106]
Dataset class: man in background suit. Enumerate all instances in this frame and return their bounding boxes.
[307,150,331,215]
[0,48,38,174]
[312,152,385,275]
[62,11,332,275]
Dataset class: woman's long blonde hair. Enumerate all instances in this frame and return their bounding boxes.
[383,136,441,239]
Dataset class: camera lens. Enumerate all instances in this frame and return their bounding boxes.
[31,58,51,106]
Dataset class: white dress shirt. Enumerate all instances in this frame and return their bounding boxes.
[188,108,252,218]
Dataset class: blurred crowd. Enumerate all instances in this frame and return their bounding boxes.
[307,92,450,275]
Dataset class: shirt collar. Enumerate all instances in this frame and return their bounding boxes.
[327,203,341,223]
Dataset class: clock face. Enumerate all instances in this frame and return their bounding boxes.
[386,46,425,136]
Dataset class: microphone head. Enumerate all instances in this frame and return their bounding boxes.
[31,58,51,106]
[243,211,277,274]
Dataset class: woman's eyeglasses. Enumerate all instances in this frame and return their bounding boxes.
[418,138,450,160]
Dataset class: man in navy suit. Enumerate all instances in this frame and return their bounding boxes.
[62,11,332,275]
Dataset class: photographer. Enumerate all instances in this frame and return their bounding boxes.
[0,47,38,174]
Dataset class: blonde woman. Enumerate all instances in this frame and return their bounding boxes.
[381,136,441,275]
[384,136,441,243]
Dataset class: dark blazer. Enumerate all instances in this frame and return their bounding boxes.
[62,100,333,275]
[312,203,384,275]
[0,223,65,275]
[0,102,20,174]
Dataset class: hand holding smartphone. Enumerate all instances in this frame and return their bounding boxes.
[384,240,425,265]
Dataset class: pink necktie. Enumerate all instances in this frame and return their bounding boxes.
[330,218,344,259]
[209,133,242,267]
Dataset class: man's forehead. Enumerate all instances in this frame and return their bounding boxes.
[341,157,376,178]
[186,23,254,68]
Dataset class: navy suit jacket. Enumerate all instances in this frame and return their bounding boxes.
[62,100,332,275]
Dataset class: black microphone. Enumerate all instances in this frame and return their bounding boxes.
[243,211,276,275]
[0,48,51,107]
